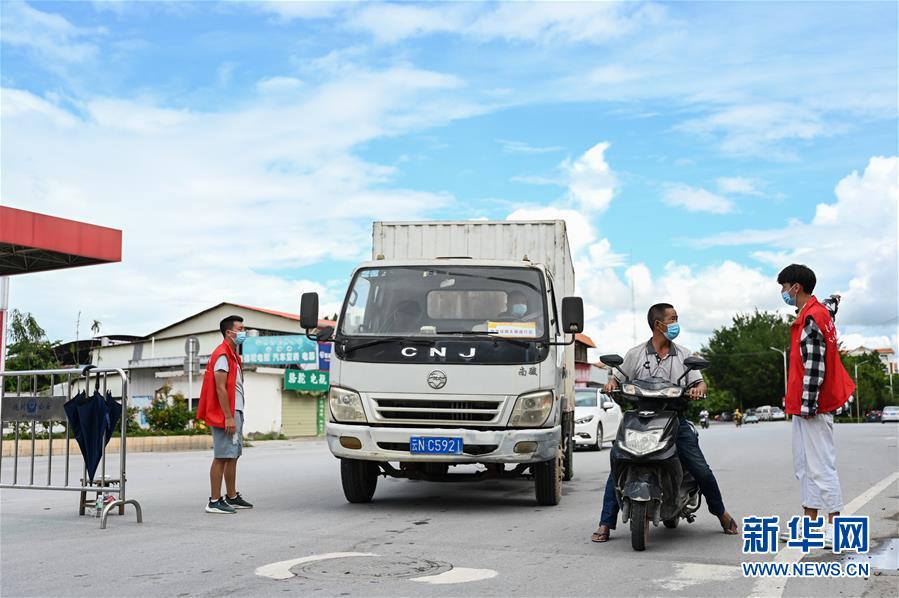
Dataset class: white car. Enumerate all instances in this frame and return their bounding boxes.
[771,407,786,421]
[574,388,622,450]
[881,406,899,423]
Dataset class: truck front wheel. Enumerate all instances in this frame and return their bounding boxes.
[340,458,379,503]
[534,449,562,506]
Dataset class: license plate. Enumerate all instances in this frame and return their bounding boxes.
[409,436,463,455]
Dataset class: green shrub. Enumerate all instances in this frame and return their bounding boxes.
[144,387,193,432]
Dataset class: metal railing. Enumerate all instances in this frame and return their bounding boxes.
[0,366,143,529]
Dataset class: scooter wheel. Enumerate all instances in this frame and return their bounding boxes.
[629,502,649,551]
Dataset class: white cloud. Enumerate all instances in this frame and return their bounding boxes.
[676,103,829,159]
[699,156,898,330]
[1,1,105,64]
[336,2,665,45]
[662,183,735,214]
[0,62,479,339]
[254,0,346,22]
[716,176,763,196]
[564,142,617,213]
[497,139,564,154]
[255,76,304,93]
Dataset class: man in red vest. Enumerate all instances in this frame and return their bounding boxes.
[197,315,254,514]
[777,264,855,547]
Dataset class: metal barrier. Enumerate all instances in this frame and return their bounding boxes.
[0,366,143,529]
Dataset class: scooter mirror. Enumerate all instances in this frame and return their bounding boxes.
[683,356,710,370]
[600,354,624,367]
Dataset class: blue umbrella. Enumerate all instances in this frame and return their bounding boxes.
[63,390,121,482]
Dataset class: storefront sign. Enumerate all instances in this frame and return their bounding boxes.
[242,335,317,366]
[284,370,330,392]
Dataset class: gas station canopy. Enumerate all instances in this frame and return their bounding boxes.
[0,206,122,276]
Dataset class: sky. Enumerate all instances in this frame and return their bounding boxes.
[1,0,897,360]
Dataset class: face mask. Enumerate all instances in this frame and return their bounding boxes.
[782,286,796,306]
[511,304,527,317]
[663,322,680,341]
[233,331,247,345]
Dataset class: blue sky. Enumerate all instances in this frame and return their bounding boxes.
[1,1,897,357]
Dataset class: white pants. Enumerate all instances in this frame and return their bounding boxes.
[792,414,843,513]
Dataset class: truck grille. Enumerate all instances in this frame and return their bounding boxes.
[372,396,503,424]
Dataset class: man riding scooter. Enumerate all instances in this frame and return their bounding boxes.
[699,408,710,429]
[591,303,739,543]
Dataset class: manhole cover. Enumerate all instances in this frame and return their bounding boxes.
[291,556,452,581]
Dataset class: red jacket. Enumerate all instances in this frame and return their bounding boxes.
[196,341,241,428]
[786,296,855,415]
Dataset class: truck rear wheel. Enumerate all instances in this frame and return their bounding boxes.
[534,450,562,506]
[340,458,379,503]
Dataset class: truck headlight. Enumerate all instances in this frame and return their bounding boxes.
[329,387,366,423]
[575,414,594,424]
[622,429,665,456]
[509,390,554,428]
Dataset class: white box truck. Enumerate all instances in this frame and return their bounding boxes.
[301,220,583,505]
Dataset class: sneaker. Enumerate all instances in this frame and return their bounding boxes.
[224,493,254,509]
[205,498,236,514]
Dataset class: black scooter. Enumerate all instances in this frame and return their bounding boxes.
[699,413,709,429]
[600,353,710,551]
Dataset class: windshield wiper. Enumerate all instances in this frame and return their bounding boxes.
[435,330,534,348]
[343,336,435,354]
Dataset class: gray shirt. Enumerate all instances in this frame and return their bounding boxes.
[214,355,244,413]
[613,340,703,387]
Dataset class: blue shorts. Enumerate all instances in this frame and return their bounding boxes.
[211,411,243,459]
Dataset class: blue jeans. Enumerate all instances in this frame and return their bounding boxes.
[599,417,725,529]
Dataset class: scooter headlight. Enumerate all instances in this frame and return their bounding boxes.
[328,386,367,423]
[622,429,665,456]
[621,383,637,395]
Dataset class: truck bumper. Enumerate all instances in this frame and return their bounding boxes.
[326,422,561,464]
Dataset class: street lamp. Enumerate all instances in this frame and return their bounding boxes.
[853,363,861,423]
[770,347,788,404]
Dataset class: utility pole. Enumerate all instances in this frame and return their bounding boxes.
[769,347,788,401]
[854,363,861,423]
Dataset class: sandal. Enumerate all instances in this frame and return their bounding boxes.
[720,514,739,535]
[591,525,611,543]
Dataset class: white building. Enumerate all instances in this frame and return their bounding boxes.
[845,346,898,374]
[90,302,333,437]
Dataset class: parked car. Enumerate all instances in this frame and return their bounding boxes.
[865,410,882,423]
[743,409,760,424]
[881,406,899,423]
[770,407,786,421]
[719,411,733,422]
[574,388,623,450]
[755,405,774,421]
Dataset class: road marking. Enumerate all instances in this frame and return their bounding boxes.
[255,552,378,580]
[658,563,742,592]
[749,470,899,598]
[410,568,498,585]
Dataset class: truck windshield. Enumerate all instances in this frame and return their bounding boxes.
[340,266,547,339]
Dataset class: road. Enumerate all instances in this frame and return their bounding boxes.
[2,421,897,597]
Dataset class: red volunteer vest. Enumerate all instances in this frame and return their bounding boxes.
[786,296,855,415]
[196,341,241,428]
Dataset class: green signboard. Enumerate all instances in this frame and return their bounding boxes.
[284,369,330,392]
[316,398,326,436]
[243,335,318,366]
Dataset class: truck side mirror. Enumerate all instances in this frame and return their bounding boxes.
[300,293,320,330]
[561,297,584,334]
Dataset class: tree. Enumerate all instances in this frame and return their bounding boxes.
[701,310,791,410]
[4,310,60,391]
[841,352,893,412]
